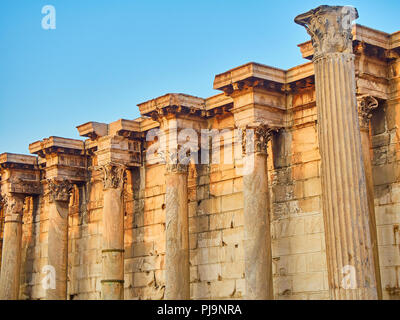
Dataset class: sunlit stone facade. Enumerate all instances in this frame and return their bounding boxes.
[1,5,400,300]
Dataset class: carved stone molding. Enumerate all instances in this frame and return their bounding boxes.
[98,163,125,190]
[9,178,41,195]
[357,95,379,130]
[242,125,275,156]
[47,179,73,203]
[295,5,358,58]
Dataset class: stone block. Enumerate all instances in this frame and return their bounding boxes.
[379,245,400,267]
[304,214,324,234]
[235,279,246,298]
[222,227,243,246]
[377,225,397,246]
[303,178,322,198]
[198,263,222,281]
[306,252,327,272]
[221,262,244,279]
[273,217,305,239]
[373,163,400,186]
[197,231,222,248]
[189,215,209,233]
[133,271,154,287]
[209,212,234,231]
[292,161,319,180]
[273,275,292,296]
[292,272,324,293]
[221,193,243,212]
[198,198,221,215]
[299,197,321,213]
[191,282,211,300]
[210,180,234,197]
[210,279,236,298]
[288,255,307,274]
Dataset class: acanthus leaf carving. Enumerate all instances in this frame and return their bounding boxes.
[241,125,276,156]
[98,163,126,190]
[295,5,358,58]
[357,95,379,130]
[158,148,189,175]
[0,193,24,217]
[47,179,73,202]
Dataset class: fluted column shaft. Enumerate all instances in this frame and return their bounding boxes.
[296,5,378,300]
[0,194,24,300]
[242,126,274,300]
[165,164,189,300]
[100,164,125,300]
[314,54,377,299]
[46,180,72,300]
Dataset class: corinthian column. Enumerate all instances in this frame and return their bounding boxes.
[0,193,24,300]
[295,5,378,299]
[165,162,189,300]
[99,163,125,300]
[358,95,382,299]
[46,179,72,300]
[242,125,274,300]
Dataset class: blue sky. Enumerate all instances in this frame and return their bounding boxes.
[1,0,399,154]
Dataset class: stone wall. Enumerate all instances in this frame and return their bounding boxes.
[371,54,400,299]
[0,10,399,300]
[8,74,400,300]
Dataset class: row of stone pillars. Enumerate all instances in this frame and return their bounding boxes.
[0,5,383,300]
[0,165,127,301]
[160,127,275,300]
[163,5,383,300]
[0,179,73,300]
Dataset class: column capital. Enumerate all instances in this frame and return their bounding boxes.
[160,149,189,175]
[242,125,276,156]
[47,179,73,203]
[98,163,125,190]
[295,5,358,58]
[357,95,379,131]
[0,193,24,220]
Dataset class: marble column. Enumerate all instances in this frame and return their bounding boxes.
[296,5,378,299]
[99,163,125,300]
[242,126,274,300]
[0,193,24,300]
[46,179,72,300]
[165,163,190,300]
[358,95,382,299]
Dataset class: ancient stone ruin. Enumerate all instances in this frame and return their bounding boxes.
[1,5,400,300]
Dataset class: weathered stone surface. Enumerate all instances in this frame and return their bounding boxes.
[296,5,378,299]
[0,5,399,301]
[0,193,24,300]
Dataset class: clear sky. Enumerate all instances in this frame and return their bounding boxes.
[1,0,399,154]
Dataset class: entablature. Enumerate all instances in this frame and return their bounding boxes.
[29,137,87,182]
[138,93,205,120]
[95,135,141,168]
[77,122,108,140]
[0,153,41,195]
